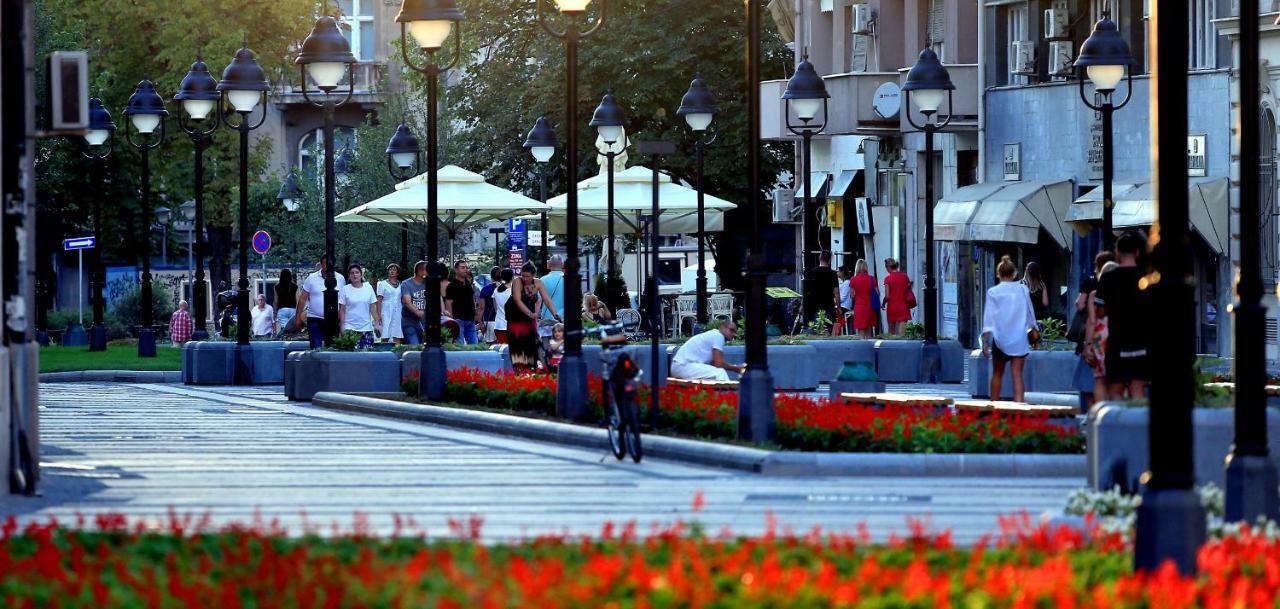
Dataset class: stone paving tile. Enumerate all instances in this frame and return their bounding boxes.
[2,382,1082,545]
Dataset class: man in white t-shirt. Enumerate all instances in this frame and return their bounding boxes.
[296,255,346,348]
[250,294,275,337]
[670,320,746,381]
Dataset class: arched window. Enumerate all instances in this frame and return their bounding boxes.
[1261,109,1277,289]
[298,127,356,180]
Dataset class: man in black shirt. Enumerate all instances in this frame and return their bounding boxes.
[1094,232,1148,399]
[803,251,841,330]
[445,260,479,344]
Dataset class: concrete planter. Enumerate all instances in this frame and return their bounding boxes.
[400,346,513,382]
[968,349,1079,398]
[1087,404,1280,492]
[582,344,673,387]
[872,339,965,383]
[718,344,821,390]
[183,341,312,385]
[804,339,877,383]
[285,350,401,401]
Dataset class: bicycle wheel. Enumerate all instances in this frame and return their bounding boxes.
[624,397,643,463]
[606,397,627,460]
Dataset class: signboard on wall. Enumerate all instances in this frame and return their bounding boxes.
[854,197,872,234]
[1087,93,1105,180]
[1003,144,1021,181]
[1188,135,1207,177]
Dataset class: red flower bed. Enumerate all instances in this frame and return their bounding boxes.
[2,512,1276,607]
[439,369,1083,454]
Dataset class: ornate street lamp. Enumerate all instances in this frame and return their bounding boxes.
[83,97,116,352]
[179,200,196,303]
[783,57,829,329]
[154,206,171,267]
[538,0,608,421]
[386,122,422,271]
[901,48,953,383]
[296,16,356,347]
[173,55,221,339]
[122,79,169,358]
[277,169,304,264]
[218,41,271,382]
[677,75,720,326]
[1076,13,1134,251]
[524,116,558,272]
[396,0,465,400]
[590,92,626,314]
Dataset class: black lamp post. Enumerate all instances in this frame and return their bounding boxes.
[173,56,221,340]
[1226,0,1279,527]
[1076,14,1134,251]
[782,57,829,328]
[901,48,954,383]
[677,76,720,326]
[538,0,608,421]
[386,121,423,273]
[296,16,357,349]
[217,42,270,383]
[278,169,304,264]
[590,92,626,314]
[524,116,558,272]
[396,0,465,401]
[122,79,169,358]
[83,97,115,352]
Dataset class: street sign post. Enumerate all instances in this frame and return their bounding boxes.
[63,236,96,324]
[507,218,527,269]
[252,231,271,298]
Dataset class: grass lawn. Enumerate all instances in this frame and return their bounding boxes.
[38,345,183,373]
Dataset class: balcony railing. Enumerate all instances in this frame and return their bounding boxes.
[272,61,387,103]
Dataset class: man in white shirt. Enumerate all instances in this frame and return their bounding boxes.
[250,294,275,337]
[296,255,346,349]
[670,320,746,381]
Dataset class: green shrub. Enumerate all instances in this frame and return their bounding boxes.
[111,285,173,328]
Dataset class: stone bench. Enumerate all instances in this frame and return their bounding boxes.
[666,378,739,391]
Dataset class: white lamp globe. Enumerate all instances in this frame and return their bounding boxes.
[1087,64,1126,93]
[392,152,417,169]
[531,146,555,163]
[684,112,713,131]
[182,99,215,121]
[409,20,454,51]
[554,0,591,12]
[226,90,262,113]
[130,114,161,134]
[910,89,946,115]
[597,125,624,145]
[85,129,110,146]
[306,62,347,89]
[791,98,821,121]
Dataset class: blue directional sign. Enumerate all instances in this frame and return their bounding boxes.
[63,236,95,251]
[507,218,527,266]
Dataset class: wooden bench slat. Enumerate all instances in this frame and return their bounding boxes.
[955,399,1077,418]
[666,377,739,390]
[839,393,954,407]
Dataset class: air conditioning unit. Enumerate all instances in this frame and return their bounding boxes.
[1011,41,1037,76]
[772,189,798,224]
[1048,41,1074,76]
[851,4,873,35]
[1043,8,1069,40]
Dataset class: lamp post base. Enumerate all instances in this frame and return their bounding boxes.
[192,330,209,341]
[233,343,255,386]
[35,330,50,347]
[737,367,776,442]
[920,340,941,384]
[138,327,157,358]
[62,323,88,347]
[419,345,448,401]
[556,353,590,422]
[1133,487,1206,575]
[88,324,107,352]
[1225,452,1280,523]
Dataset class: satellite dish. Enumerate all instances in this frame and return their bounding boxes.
[872,81,901,119]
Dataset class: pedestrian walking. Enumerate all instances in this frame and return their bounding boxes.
[1022,261,1049,321]
[445,260,480,344]
[1072,250,1114,411]
[1086,260,1119,403]
[168,300,194,345]
[981,255,1039,403]
[400,261,428,345]
[376,264,403,345]
[339,263,380,350]
[274,269,297,338]
[848,259,876,338]
[1095,232,1149,400]
[882,258,914,336]
[492,268,513,344]
[250,294,275,338]
[802,251,840,329]
[539,256,565,338]
[478,266,500,344]
[296,255,346,349]
[836,266,853,335]
[509,262,559,372]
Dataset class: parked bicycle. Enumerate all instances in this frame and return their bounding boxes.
[572,322,643,463]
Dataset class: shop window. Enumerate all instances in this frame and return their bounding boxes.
[1187,0,1216,70]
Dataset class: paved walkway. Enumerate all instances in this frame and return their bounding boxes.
[2,383,1083,544]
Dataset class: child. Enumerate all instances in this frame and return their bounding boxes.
[547,323,566,369]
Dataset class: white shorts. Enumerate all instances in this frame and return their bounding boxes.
[671,361,730,381]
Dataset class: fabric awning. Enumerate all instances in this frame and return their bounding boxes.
[794,171,830,200]
[826,169,862,200]
[1111,177,1229,254]
[1066,182,1144,233]
[934,179,1075,249]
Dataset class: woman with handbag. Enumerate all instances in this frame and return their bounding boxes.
[1070,251,1115,412]
[882,258,914,336]
[848,259,877,338]
[981,256,1039,403]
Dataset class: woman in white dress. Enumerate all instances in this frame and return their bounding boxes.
[492,268,514,343]
[376,263,404,344]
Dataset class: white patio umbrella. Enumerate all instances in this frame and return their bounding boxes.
[543,164,737,235]
[336,164,549,259]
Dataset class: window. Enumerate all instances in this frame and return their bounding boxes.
[1005,2,1029,85]
[334,0,376,61]
[1188,0,1216,70]
[299,127,357,180]
[926,0,945,61]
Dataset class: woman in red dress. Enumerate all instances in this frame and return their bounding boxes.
[849,259,876,338]
[882,258,913,336]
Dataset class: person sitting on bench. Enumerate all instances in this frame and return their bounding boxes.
[671,320,746,381]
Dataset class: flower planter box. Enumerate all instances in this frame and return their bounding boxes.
[968,349,1079,399]
[285,350,401,401]
[184,341,312,385]
[717,344,821,390]
[1087,404,1280,492]
[872,339,965,383]
[400,346,513,383]
[804,339,877,383]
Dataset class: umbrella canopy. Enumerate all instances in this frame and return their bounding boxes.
[544,165,737,235]
[335,165,548,236]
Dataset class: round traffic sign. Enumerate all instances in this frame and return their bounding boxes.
[252,230,272,255]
